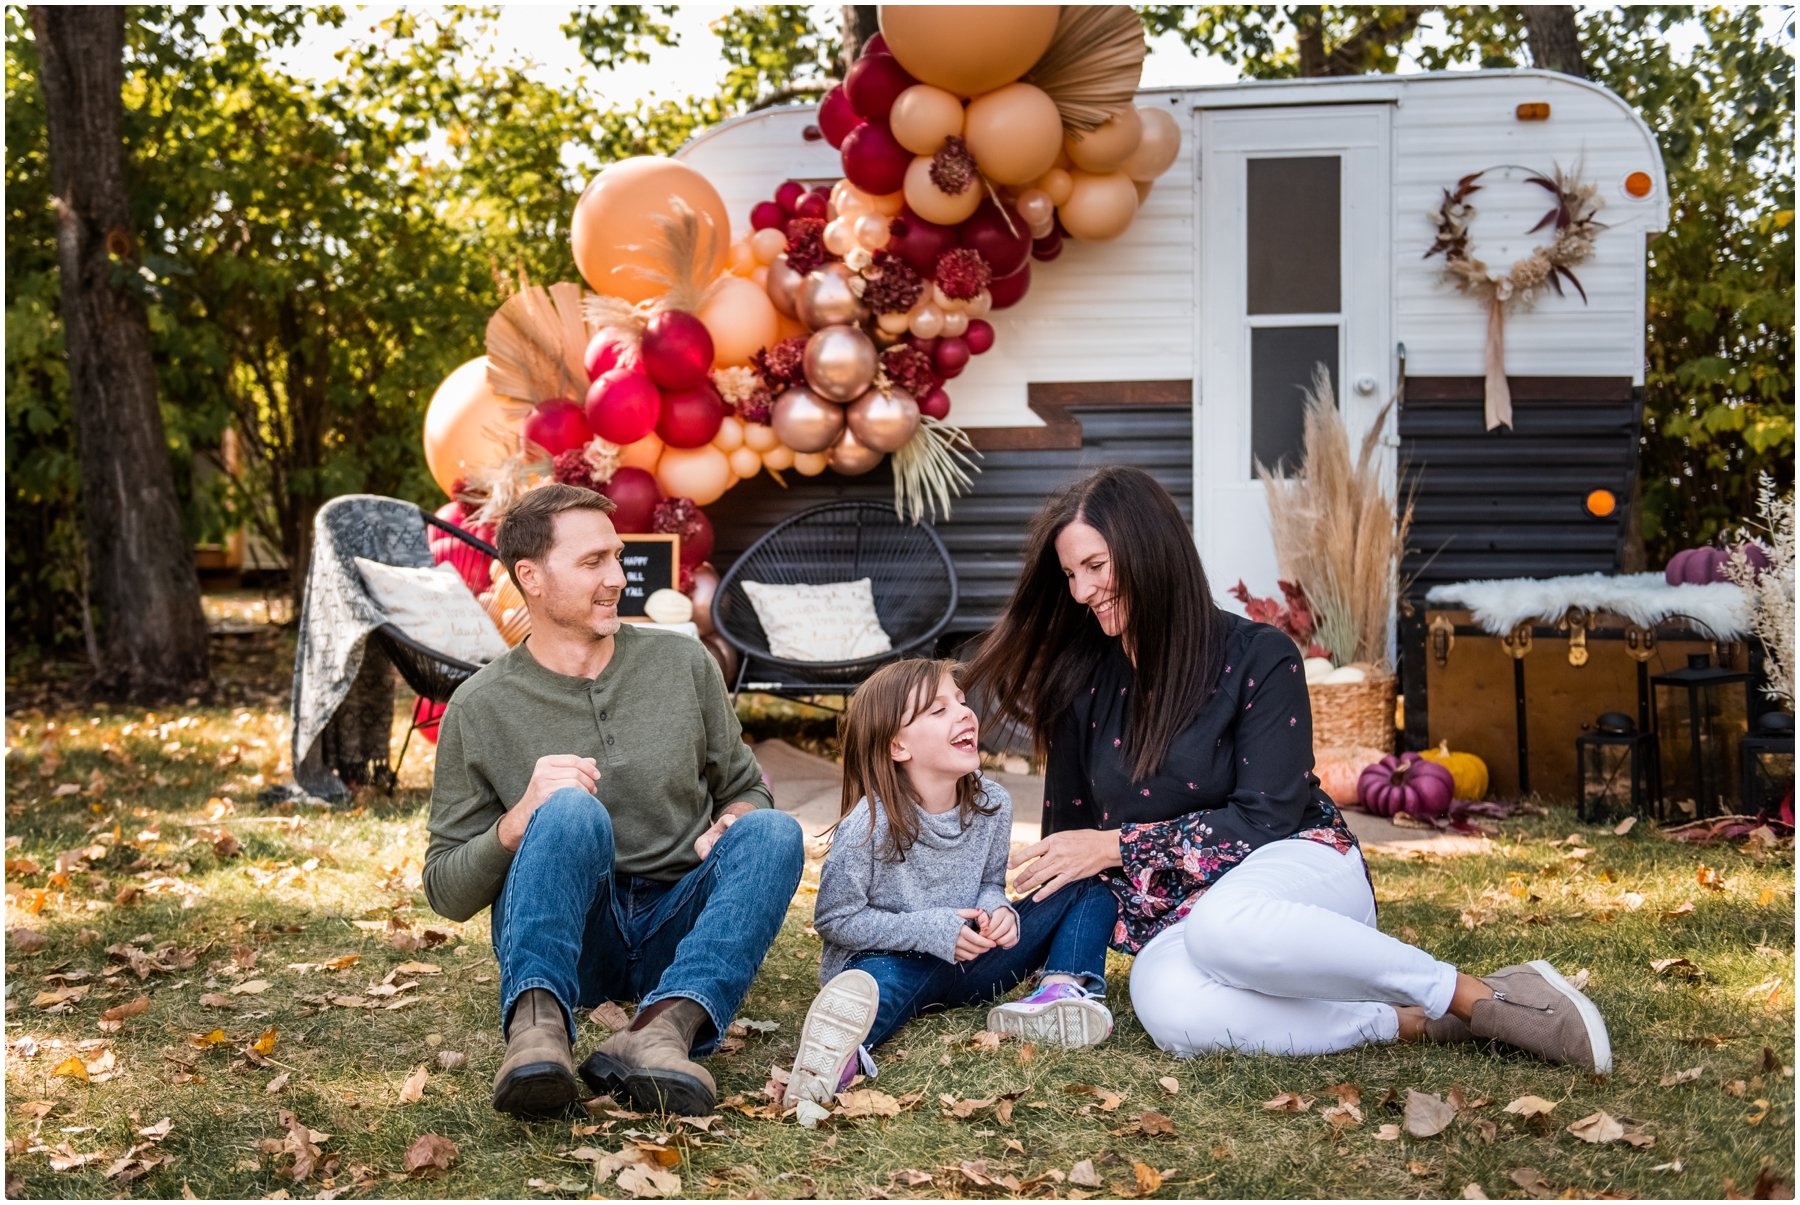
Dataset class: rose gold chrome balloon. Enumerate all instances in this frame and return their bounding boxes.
[765,252,803,318]
[845,385,921,453]
[803,325,878,402]
[795,262,869,329]
[770,385,847,453]
[827,423,884,475]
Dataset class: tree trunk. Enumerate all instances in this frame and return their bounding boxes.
[1294,5,1328,77]
[840,5,879,77]
[30,6,210,701]
[1525,6,1587,78]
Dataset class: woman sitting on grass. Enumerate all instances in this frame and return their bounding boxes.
[783,658,1119,1106]
[966,465,1611,1071]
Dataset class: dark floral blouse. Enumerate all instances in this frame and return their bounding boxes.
[1043,613,1358,953]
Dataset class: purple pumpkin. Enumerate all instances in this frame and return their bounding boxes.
[1357,753,1455,820]
[1665,546,1728,586]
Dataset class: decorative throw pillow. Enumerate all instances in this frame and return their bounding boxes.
[740,578,892,663]
[355,558,510,665]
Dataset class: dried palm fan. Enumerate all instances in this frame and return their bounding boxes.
[1022,6,1149,135]
[891,416,979,524]
[486,280,588,404]
[455,441,552,528]
[582,196,725,361]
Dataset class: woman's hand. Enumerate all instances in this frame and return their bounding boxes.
[1009,829,1122,900]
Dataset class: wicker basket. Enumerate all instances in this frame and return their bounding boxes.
[1309,670,1397,754]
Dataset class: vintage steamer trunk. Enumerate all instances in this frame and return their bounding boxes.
[680,71,1671,774]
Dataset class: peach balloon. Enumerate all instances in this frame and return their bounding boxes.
[823,217,859,257]
[1135,179,1155,203]
[619,432,665,473]
[1059,170,1139,242]
[728,241,755,276]
[1034,168,1074,206]
[792,450,829,477]
[854,213,892,249]
[656,444,734,506]
[1121,106,1183,182]
[571,157,730,303]
[1065,105,1144,173]
[742,422,780,453]
[879,5,1059,97]
[889,83,965,155]
[774,312,811,342]
[902,155,982,225]
[963,83,1063,185]
[699,275,779,367]
[750,227,787,264]
[727,445,763,478]
[712,415,746,452]
[867,189,906,216]
[424,357,522,497]
[761,443,795,471]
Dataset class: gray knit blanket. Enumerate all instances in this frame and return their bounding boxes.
[287,495,432,800]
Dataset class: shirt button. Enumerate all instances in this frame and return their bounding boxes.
[598,711,608,721]
[606,735,615,746]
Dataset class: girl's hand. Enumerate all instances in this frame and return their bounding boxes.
[954,908,996,962]
[1008,829,1123,900]
[982,905,1019,949]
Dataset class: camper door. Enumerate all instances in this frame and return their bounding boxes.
[1197,103,1394,602]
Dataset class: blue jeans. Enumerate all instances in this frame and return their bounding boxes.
[846,877,1118,1051]
[491,788,804,1054]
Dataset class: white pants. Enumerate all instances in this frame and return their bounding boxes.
[1129,838,1458,1056]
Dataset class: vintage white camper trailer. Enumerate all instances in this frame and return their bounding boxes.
[681,69,1669,635]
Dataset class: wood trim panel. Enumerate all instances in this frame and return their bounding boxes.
[1405,376,1635,402]
[965,380,1192,451]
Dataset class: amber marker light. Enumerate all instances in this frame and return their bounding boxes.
[1624,171,1654,198]
[1586,489,1617,517]
[1516,102,1551,120]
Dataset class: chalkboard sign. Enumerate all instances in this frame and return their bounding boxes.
[617,534,678,621]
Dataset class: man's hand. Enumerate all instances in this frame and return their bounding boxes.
[497,755,599,852]
[981,905,1019,949]
[1008,829,1122,900]
[694,801,757,860]
[954,908,997,962]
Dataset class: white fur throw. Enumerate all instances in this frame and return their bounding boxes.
[1426,572,1750,639]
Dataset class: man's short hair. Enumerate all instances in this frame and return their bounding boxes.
[495,483,617,588]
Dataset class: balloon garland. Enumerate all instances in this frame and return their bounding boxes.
[419,4,1183,612]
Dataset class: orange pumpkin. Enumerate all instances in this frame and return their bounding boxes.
[1315,745,1390,806]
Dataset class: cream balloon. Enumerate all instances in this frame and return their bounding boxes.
[876,309,912,335]
[879,5,1059,97]
[795,263,868,329]
[1034,167,1074,206]
[963,83,1064,185]
[727,445,763,478]
[1120,105,1182,182]
[712,415,745,452]
[750,227,787,264]
[827,424,884,476]
[570,157,729,303]
[765,253,804,318]
[699,275,779,368]
[931,282,966,311]
[618,431,665,473]
[655,444,733,506]
[742,422,780,453]
[751,265,769,288]
[770,385,847,453]
[908,301,945,339]
[854,213,892,250]
[823,217,858,257]
[940,309,969,338]
[1059,170,1139,242]
[965,290,992,318]
[761,443,795,471]
[845,386,921,452]
[1014,187,1054,230]
[423,357,521,497]
[803,325,878,402]
[889,83,966,154]
[793,451,829,477]
[902,155,981,225]
[1064,105,1144,174]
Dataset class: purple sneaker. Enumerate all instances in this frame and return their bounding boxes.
[784,970,879,1106]
[987,982,1112,1048]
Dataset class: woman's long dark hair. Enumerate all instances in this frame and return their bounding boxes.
[965,466,1225,782]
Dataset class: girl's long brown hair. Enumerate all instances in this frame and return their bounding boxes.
[964,465,1226,781]
[839,658,995,862]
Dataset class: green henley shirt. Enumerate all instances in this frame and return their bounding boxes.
[422,624,772,922]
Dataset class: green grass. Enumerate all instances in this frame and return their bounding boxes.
[3,701,1792,1200]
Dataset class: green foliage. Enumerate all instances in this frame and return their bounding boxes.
[561,4,679,71]
[712,5,841,109]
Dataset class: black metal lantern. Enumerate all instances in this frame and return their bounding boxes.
[1740,711,1795,823]
[1651,653,1751,821]
[1577,712,1658,824]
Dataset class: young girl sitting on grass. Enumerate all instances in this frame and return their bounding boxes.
[784,658,1119,1105]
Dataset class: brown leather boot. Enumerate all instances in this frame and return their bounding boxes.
[579,998,716,1116]
[492,988,579,1118]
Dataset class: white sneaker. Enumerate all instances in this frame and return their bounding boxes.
[987,982,1112,1048]
[784,969,880,1106]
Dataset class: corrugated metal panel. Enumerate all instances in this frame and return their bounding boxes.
[707,407,1191,634]
[1399,383,1642,596]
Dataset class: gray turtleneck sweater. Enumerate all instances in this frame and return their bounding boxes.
[813,776,1014,983]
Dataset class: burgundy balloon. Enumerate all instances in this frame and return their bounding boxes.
[775,180,806,215]
[794,190,829,221]
[639,310,714,390]
[887,210,960,278]
[841,121,911,197]
[523,398,592,457]
[599,467,661,534]
[919,387,951,420]
[655,380,727,449]
[933,336,970,379]
[958,198,1031,278]
[862,31,888,57]
[964,319,995,355]
[845,52,916,121]
[584,369,661,445]
[750,200,786,231]
[584,331,623,381]
[818,86,864,149]
[1030,227,1063,262]
[988,261,1031,309]
[904,333,939,358]
[675,509,714,569]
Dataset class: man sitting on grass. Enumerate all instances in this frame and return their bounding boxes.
[423,483,803,1119]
